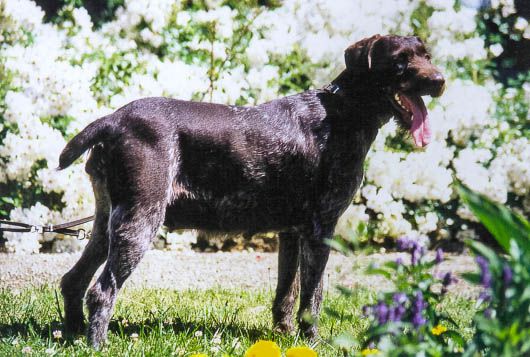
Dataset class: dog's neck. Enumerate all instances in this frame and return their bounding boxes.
[329,69,394,129]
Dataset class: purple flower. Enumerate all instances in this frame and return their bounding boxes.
[476,256,492,288]
[392,305,407,322]
[388,293,408,322]
[435,248,444,264]
[442,272,454,287]
[387,307,396,322]
[484,308,494,319]
[411,245,425,266]
[362,305,372,317]
[397,236,426,265]
[397,236,414,251]
[412,312,427,328]
[375,301,389,324]
[502,264,512,286]
[395,257,404,266]
[393,293,408,304]
[411,291,427,328]
[441,272,456,294]
[479,290,491,303]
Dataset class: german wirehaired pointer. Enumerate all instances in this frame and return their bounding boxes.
[58,34,445,348]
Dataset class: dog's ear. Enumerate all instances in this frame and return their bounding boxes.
[344,34,382,75]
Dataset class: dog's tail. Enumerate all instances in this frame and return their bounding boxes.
[57,115,116,170]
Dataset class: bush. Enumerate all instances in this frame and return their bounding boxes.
[459,184,530,356]
[0,0,528,252]
[328,184,530,356]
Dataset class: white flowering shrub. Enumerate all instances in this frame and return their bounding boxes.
[0,0,528,253]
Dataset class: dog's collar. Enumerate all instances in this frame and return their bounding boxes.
[323,83,341,95]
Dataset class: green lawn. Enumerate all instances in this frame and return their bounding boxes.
[0,286,475,356]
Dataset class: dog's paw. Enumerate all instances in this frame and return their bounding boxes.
[299,324,319,341]
[64,317,86,336]
[273,321,295,335]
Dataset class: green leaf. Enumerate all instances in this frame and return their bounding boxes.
[366,266,392,280]
[335,285,354,297]
[323,306,342,319]
[461,272,481,285]
[324,237,350,256]
[445,330,465,347]
[458,184,530,254]
[467,240,502,271]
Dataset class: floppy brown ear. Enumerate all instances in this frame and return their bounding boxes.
[344,34,382,74]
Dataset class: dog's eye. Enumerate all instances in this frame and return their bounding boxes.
[425,54,431,61]
[394,61,407,75]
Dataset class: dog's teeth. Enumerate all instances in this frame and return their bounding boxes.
[394,94,399,101]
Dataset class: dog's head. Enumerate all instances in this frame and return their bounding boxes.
[344,34,445,147]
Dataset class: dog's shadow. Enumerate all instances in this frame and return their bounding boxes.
[107,315,268,340]
[0,316,269,344]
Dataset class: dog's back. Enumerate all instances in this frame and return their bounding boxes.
[61,93,336,234]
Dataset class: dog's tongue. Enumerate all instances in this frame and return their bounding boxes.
[401,94,431,147]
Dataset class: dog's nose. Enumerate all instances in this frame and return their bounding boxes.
[429,72,445,97]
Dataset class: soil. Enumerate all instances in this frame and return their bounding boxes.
[0,250,480,297]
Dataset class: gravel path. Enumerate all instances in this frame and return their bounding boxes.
[0,251,479,296]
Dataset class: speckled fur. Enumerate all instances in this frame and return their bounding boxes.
[58,35,444,348]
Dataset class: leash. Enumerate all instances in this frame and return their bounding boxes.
[0,215,94,240]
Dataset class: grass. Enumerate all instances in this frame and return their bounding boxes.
[0,286,475,356]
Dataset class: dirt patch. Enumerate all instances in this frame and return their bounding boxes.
[0,251,479,297]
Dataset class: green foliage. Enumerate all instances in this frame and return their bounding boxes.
[271,47,318,94]
[458,184,530,253]
[328,184,530,356]
[492,86,530,142]
[39,0,124,27]
[90,51,144,105]
[410,1,435,41]
[358,253,463,356]
[459,184,530,357]
[326,222,368,255]
[0,159,65,213]
[40,115,76,138]
[476,3,530,86]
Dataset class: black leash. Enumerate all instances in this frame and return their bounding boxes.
[0,215,94,239]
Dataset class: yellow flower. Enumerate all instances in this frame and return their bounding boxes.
[244,340,281,357]
[286,346,318,357]
[431,324,448,336]
[361,348,380,356]
[190,354,208,357]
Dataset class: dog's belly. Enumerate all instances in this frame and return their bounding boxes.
[163,191,310,233]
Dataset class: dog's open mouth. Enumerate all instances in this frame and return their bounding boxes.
[388,93,431,147]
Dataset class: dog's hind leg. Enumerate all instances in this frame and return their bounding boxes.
[61,177,110,335]
[272,230,300,333]
[85,201,165,349]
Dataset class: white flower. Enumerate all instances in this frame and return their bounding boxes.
[52,330,62,339]
[489,43,504,57]
[514,17,528,32]
[21,346,32,354]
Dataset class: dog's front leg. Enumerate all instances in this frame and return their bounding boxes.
[297,223,332,340]
[272,231,300,333]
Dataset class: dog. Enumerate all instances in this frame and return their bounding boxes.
[58,34,445,348]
